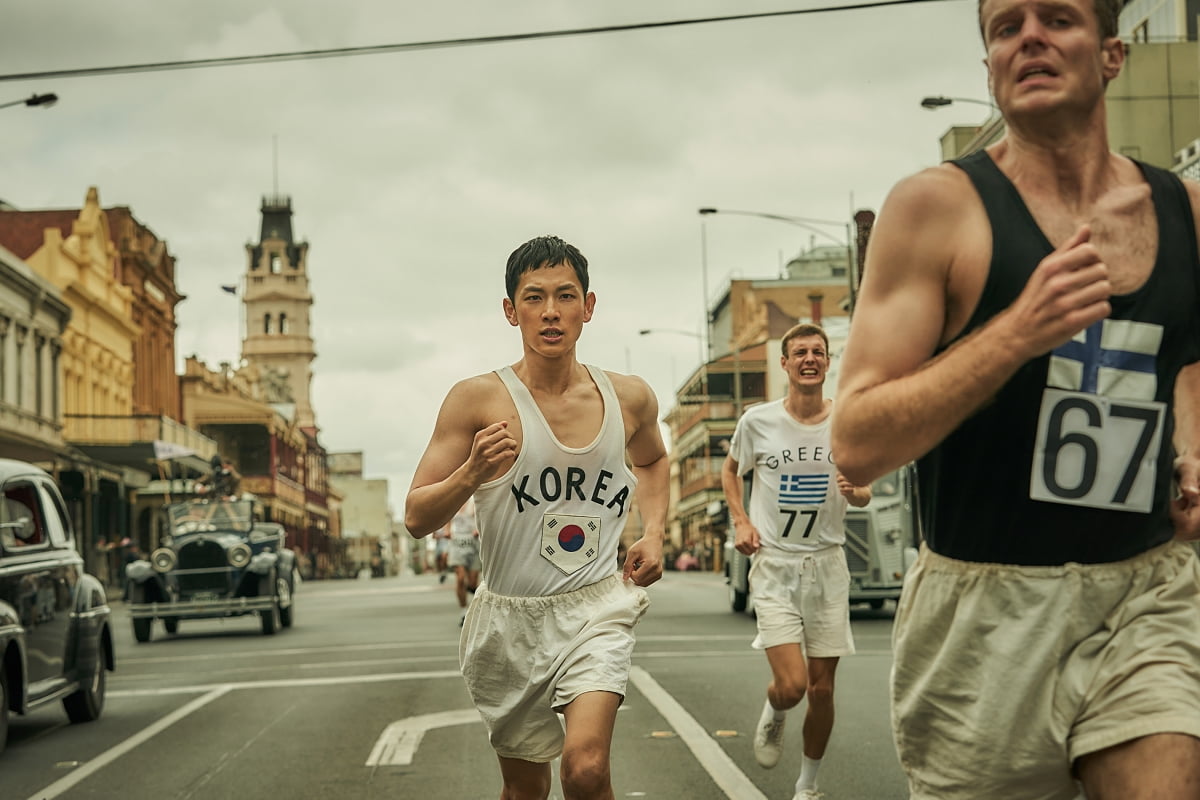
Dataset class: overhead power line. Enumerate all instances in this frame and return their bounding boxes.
[0,0,956,83]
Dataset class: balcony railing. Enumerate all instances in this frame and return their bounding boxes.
[0,402,64,448]
[670,401,741,434]
[63,414,218,460]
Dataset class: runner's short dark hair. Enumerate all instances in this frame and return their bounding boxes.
[505,236,589,301]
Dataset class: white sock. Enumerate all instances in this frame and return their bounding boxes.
[765,698,785,721]
[795,755,821,791]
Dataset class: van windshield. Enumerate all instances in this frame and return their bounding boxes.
[871,471,901,498]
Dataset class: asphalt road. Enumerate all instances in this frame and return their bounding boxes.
[4,569,909,800]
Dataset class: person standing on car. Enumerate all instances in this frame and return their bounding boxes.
[197,454,240,499]
[720,322,871,800]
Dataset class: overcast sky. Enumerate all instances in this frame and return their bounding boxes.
[0,0,992,516]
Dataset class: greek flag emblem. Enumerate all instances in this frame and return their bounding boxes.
[778,474,828,506]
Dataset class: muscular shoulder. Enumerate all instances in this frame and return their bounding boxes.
[441,371,508,425]
[605,370,656,415]
[446,371,502,403]
[881,163,979,229]
[871,164,983,277]
[605,369,664,445]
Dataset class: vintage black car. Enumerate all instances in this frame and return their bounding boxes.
[0,459,113,754]
[126,497,297,642]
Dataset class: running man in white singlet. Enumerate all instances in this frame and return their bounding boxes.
[443,499,480,627]
[405,235,669,800]
[721,322,870,800]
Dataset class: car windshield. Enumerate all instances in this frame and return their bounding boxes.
[167,499,255,535]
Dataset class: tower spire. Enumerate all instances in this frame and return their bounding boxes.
[240,193,317,431]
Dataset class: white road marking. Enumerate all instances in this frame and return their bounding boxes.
[113,634,766,667]
[38,659,858,797]
[109,669,463,697]
[25,686,232,800]
[112,648,893,693]
[365,709,481,766]
[628,666,768,800]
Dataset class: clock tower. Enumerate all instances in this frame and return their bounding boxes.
[241,194,317,430]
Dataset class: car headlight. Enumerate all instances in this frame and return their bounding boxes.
[228,543,252,568]
[151,547,176,573]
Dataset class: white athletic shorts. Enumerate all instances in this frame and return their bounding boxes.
[892,541,1200,800]
[459,573,650,762]
[749,545,856,657]
[446,539,481,571]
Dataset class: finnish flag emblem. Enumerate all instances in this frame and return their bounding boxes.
[1047,319,1161,401]
[1031,318,1166,513]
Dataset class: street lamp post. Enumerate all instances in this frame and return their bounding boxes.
[0,93,58,111]
[698,206,857,314]
[638,328,704,367]
[920,95,997,112]
[698,218,712,361]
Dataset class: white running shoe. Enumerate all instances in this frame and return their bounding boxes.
[753,702,786,768]
[792,790,824,800]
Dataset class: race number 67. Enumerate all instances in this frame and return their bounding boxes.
[1030,389,1164,513]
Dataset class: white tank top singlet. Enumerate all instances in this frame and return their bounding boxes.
[474,364,637,596]
[728,398,847,552]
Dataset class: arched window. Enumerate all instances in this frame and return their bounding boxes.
[279,313,289,334]
[264,314,273,334]
[270,254,282,274]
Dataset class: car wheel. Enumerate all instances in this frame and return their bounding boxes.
[260,569,280,635]
[63,635,106,723]
[163,617,179,635]
[278,572,294,629]
[132,616,153,643]
[0,665,9,755]
[869,599,885,610]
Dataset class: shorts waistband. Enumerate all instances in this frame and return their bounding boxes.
[755,545,843,563]
[919,539,1191,579]
[474,573,623,609]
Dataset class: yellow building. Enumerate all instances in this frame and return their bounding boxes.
[3,188,140,428]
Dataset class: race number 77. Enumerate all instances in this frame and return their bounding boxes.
[780,508,818,538]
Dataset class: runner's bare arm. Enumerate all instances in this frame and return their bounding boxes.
[833,166,1113,485]
[617,374,668,586]
[721,455,761,555]
[1170,180,1200,540]
[1171,362,1200,540]
[404,376,517,538]
[837,473,872,508]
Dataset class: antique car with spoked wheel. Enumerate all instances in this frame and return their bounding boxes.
[125,497,297,642]
[0,459,113,754]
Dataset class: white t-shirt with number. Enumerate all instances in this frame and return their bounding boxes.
[729,399,847,553]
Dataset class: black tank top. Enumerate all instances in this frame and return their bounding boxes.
[918,150,1200,565]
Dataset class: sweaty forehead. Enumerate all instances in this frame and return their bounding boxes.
[787,335,827,354]
[517,262,582,292]
[981,0,1087,23]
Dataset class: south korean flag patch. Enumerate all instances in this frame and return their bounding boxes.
[541,513,601,576]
